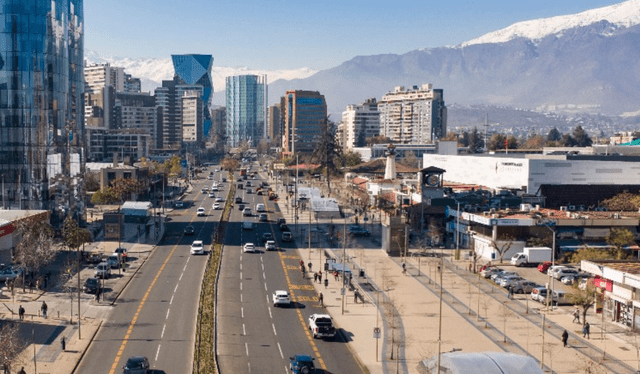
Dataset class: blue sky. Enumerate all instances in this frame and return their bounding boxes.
[85,0,623,70]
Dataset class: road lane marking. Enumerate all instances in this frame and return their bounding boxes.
[179,272,184,281]
[268,307,272,319]
[245,342,249,356]
[272,323,277,335]
[166,309,170,319]
[261,263,264,271]
[240,263,243,270]
[264,282,268,291]
[240,294,243,303]
[277,342,284,359]
[155,344,161,361]
[243,324,246,336]
[263,272,266,279]
[241,307,244,318]
[174,284,179,293]
[161,324,166,338]
[169,295,174,305]
[240,282,243,291]
[240,271,242,279]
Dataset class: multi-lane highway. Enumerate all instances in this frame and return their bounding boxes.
[216,164,364,374]
[77,167,228,373]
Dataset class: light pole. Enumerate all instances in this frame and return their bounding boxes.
[538,220,556,312]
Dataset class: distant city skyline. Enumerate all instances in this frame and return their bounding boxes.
[85,0,624,71]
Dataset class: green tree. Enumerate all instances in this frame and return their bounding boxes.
[90,188,120,205]
[570,246,617,263]
[311,117,344,197]
[468,127,484,153]
[601,190,640,211]
[567,281,597,327]
[573,125,593,147]
[607,228,635,259]
[487,134,506,151]
[561,133,577,147]
[547,127,561,142]
[343,151,362,167]
[61,216,93,252]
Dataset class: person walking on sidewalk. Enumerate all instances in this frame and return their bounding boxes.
[314,272,318,283]
[17,367,25,374]
[18,305,25,320]
[583,322,590,339]
[402,262,407,275]
[318,292,324,307]
[507,285,513,299]
[573,308,580,324]
[308,262,313,272]
[41,301,48,318]
[318,271,322,284]
[562,329,569,347]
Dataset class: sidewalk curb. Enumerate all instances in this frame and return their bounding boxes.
[70,320,103,374]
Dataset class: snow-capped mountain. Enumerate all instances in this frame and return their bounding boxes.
[462,0,640,46]
[84,51,317,94]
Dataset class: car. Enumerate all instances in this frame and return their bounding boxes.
[246,181,252,187]
[235,197,243,203]
[257,190,263,195]
[122,356,150,374]
[554,268,579,280]
[259,213,268,222]
[289,355,315,374]
[500,276,525,288]
[265,240,277,251]
[272,290,290,306]
[184,225,195,235]
[256,203,265,212]
[282,231,293,242]
[215,197,223,202]
[246,188,253,194]
[491,271,517,282]
[208,192,216,198]
[530,287,548,303]
[243,207,252,216]
[211,186,219,191]
[480,267,503,279]
[190,240,204,255]
[222,177,227,182]
[547,265,568,276]
[207,175,214,180]
[107,255,120,268]
[0,267,20,282]
[277,218,286,226]
[201,187,209,193]
[83,277,100,294]
[197,207,206,216]
[85,252,104,264]
[213,203,221,210]
[279,223,290,232]
[114,247,128,262]
[174,201,184,208]
[262,232,273,242]
[512,280,541,294]
[538,261,552,273]
[243,243,256,253]
[348,225,370,236]
[94,262,111,279]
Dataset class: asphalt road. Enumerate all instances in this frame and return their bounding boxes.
[216,165,365,374]
[76,168,227,373]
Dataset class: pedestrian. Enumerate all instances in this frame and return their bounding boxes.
[354,290,359,304]
[28,281,33,293]
[402,262,407,275]
[318,292,324,307]
[583,322,590,339]
[61,336,66,351]
[573,308,580,324]
[469,263,472,272]
[300,259,304,268]
[122,261,126,273]
[95,288,100,302]
[324,278,328,289]
[562,329,569,347]
[17,367,26,374]
[318,272,322,284]
[507,285,513,299]
[334,271,339,281]
[41,301,48,319]
[35,278,41,291]
[308,262,312,272]
[18,305,25,320]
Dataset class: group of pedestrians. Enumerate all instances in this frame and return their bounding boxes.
[16,301,48,321]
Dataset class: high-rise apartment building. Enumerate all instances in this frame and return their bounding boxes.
[225,75,267,148]
[340,98,380,151]
[283,91,327,154]
[114,92,158,148]
[378,84,447,144]
[181,91,203,144]
[0,0,84,210]
[268,103,282,147]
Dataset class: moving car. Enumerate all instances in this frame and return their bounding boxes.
[243,243,256,253]
[184,225,195,235]
[259,213,268,222]
[289,355,315,374]
[174,201,184,208]
[197,207,206,216]
[279,223,290,232]
[262,232,273,242]
[256,203,266,212]
[208,192,216,198]
[243,207,252,216]
[272,290,291,306]
[122,356,150,374]
[213,203,221,210]
[265,240,277,251]
[83,277,99,294]
[215,196,223,202]
[235,197,243,203]
[348,225,370,236]
[282,231,293,242]
[201,187,208,193]
[190,240,205,255]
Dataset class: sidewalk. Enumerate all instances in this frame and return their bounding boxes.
[274,181,640,374]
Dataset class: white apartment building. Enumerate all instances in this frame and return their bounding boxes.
[340,98,379,151]
[85,63,127,92]
[378,84,447,144]
[182,91,203,143]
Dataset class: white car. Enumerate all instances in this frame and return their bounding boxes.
[272,290,291,307]
[213,203,221,210]
[211,186,219,191]
[243,208,252,216]
[197,207,205,216]
[215,197,223,202]
[208,192,216,198]
[190,240,204,255]
[243,243,256,253]
[265,240,277,251]
[201,187,209,193]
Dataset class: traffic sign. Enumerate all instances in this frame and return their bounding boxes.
[340,287,346,295]
[373,327,381,339]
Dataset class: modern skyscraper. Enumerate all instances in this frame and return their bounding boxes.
[340,98,380,151]
[268,103,282,145]
[378,84,447,144]
[283,91,327,154]
[0,0,84,210]
[172,55,213,137]
[181,91,203,144]
[225,75,267,148]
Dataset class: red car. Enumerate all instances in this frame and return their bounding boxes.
[538,261,552,273]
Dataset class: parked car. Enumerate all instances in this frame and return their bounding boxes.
[530,287,548,303]
[114,247,128,262]
[554,268,579,280]
[500,276,525,288]
[265,240,277,251]
[184,226,195,235]
[83,277,99,294]
[243,243,256,253]
[0,268,20,282]
[94,262,111,279]
[491,271,518,283]
[512,280,541,294]
[122,356,150,374]
[480,267,503,279]
[539,289,568,305]
[197,207,206,216]
[85,253,104,264]
[272,290,291,306]
[107,255,120,269]
[289,354,315,374]
[538,261,552,273]
[190,240,204,255]
[174,201,184,208]
[547,265,568,276]
[348,225,370,236]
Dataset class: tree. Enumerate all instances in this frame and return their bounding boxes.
[601,190,640,211]
[257,138,270,155]
[0,322,25,372]
[487,134,506,151]
[85,172,100,192]
[607,228,635,259]
[506,135,518,149]
[468,127,484,153]
[573,125,593,147]
[458,131,470,147]
[13,219,57,276]
[366,135,392,145]
[343,151,362,167]
[570,246,617,263]
[567,281,597,327]
[520,135,545,149]
[402,151,420,168]
[110,178,145,202]
[490,234,516,264]
[91,187,119,205]
[547,128,561,142]
[220,157,239,171]
[561,133,577,147]
[61,216,92,252]
[311,117,344,197]
[441,132,459,142]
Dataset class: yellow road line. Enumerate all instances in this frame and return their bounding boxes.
[278,251,326,370]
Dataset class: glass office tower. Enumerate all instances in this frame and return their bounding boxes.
[0,0,85,210]
[225,74,267,148]
[171,55,213,138]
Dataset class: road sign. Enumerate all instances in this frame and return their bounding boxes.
[373,327,381,339]
[340,287,346,295]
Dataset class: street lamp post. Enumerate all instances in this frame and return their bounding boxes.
[538,220,556,312]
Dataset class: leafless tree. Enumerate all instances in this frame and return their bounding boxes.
[490,234,516,264]
[0,322,26,372]
[13,219,57,278]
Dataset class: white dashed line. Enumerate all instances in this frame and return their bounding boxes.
[155,344,161,361]
[240,294,243,303]
[241,307,244,318]
[240,272,242,279]
[166,309,170,319]
[169,295,174,305]
[174,284,179,293]
[261,263,264,271]
[263,272,266,280]
[245,342,249,356]
[183,263,188,272]
[277,343,284,359]
[264,283,267,291]
[161,324,166,338]
[240,282,243,291]
[240,263,243,270]
[268,307,273,319]
[272,323,277,335]
[243,323,246,336]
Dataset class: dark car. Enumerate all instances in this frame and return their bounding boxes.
[277,218,286,226]
[123,356,150,374]
[348,225,370,236]
[83,277,99,294]
[184,225,195,235]
[262,232,273,242]
[235,197,243,203]
[289,354,315,374]
[279,223,290,232]
[85,253,103,264]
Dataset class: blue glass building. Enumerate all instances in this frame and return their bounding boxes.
[0,0,84,210]
[171,55,213,137]
[225,75,267,148]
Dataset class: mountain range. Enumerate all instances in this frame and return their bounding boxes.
[86,0,640,124]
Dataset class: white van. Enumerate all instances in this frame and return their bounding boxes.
[256,203,265,212]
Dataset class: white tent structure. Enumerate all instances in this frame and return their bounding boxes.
[417,352,543,374]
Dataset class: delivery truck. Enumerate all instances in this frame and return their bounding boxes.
[510,247,552,267]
